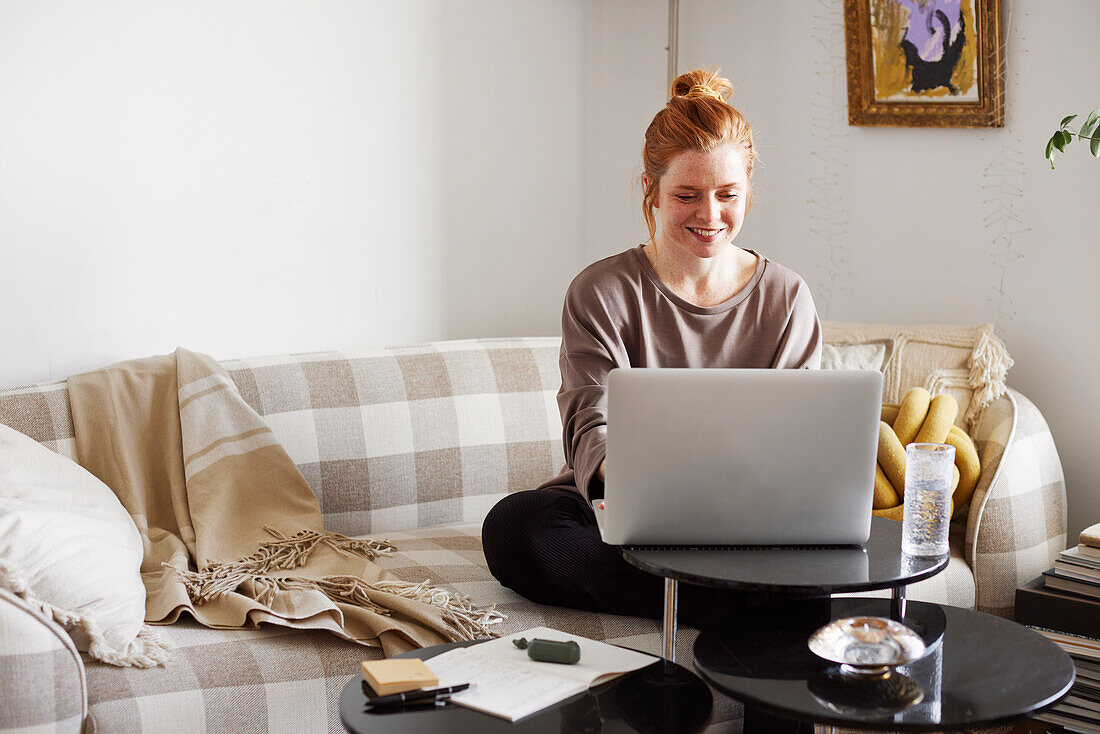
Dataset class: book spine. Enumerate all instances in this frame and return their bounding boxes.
[1044,570,1100,594]
[1057,561,1100,578]
[1016,588,1100,640]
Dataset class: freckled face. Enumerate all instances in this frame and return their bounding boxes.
[652,143,750,260]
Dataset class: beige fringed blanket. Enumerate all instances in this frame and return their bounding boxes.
[69,348,502,656]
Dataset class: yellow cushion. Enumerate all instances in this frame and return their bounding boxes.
[871,388,979,522]
[893,388,930,446]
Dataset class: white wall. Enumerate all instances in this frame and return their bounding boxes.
[666,0,1100,538]
[434,1,588,340]
[582,1,669,261]
[0,0,587,387]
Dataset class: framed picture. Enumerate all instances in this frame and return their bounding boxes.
[843,0,1003,128]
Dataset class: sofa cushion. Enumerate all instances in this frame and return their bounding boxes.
[0,380,77,461]
[85,620,370,734]
[822,322,1013,429]
[221,338,566,535]
[371,523,673,645]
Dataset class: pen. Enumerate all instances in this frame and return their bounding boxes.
[365,683,471,707]
[364,699,448,714]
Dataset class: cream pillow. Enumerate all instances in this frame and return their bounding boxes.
[822,322,1013,429]
[0,423,168,667]
[820,343,887,372]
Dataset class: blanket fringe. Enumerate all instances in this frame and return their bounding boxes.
[163,531,505,642]
[247,574,390,616]
[371,579,506,641]
[229,526,395,573]
[173,528,395,604]
[257,526,396,565]
[165,566,503,641]
[0,560,171,668]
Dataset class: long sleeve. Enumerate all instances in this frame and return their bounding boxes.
[556,275,629,502]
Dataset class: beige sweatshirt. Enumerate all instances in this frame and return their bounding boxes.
[540,245,823,501]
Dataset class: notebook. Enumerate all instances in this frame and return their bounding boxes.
[423,626,658,721]
[601,368,882,546]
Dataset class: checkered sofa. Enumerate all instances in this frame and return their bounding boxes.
[0,334,1067,733]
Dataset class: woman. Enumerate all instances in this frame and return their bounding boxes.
[482,69,822,622]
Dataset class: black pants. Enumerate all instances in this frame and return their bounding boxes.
[482,487,769,626]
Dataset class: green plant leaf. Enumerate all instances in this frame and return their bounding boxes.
[1086,109,1100,158]
[1049,109,1100,166]
[1045,134,1058,168]
[1083,108,1100,132]
[1082,116,1100,142]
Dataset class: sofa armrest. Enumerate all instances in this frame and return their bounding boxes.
[0,587,89,734]
[965,389,1068,617]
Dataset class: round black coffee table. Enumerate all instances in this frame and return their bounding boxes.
[693,597,1075,732]
[621,517,947,663]
[339,640,713,733]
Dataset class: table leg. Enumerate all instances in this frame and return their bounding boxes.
[650,577,700,688]
[662,577,678,665]
[891,584,907,622]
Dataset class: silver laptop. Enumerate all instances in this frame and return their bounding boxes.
[601,368,882,546]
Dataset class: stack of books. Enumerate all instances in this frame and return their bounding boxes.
[1016,522,1100,733]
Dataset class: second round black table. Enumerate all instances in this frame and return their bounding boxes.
[693,597,1075,731]
[620,516,948,663]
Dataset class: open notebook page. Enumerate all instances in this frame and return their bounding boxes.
[424,626,658,721]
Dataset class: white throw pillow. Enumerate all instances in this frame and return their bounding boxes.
[820,343,887,372]
[0,422,167,666]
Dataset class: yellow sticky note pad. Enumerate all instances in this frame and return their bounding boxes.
[360,659,439,696]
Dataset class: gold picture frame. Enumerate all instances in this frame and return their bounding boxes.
[843,0,1003,128]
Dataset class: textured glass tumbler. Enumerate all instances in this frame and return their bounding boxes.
[901,443,956,556]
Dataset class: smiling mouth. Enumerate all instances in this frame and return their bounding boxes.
[687,227,725,238]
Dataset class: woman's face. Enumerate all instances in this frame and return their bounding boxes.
[653,143,750,261]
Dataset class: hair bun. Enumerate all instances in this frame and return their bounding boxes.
[670,69,733,104]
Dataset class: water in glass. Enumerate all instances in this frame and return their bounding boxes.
[902,478,951,555]
[901,443,955,557]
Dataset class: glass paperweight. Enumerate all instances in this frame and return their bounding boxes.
[807,616,926,680]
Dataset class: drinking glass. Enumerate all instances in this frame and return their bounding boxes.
[901,443,955,556]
